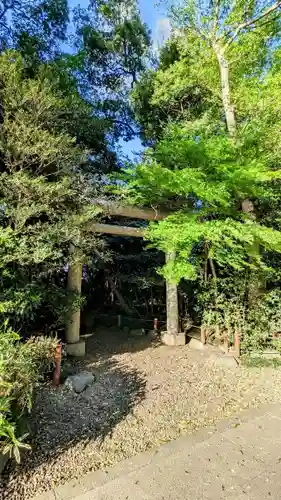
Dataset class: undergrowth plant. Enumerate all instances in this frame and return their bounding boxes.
[198,277,281,353]
[0,322,57,462]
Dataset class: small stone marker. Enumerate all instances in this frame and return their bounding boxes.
[64,371,96,393]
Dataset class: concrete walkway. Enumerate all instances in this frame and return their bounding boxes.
[34,404,281,500]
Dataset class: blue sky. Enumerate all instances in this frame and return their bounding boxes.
[68,1,169,42]
[67,0,170,159]
[122,1,170,159]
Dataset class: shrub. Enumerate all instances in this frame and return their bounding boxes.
[199,277,281,354]
[0,322,57,462]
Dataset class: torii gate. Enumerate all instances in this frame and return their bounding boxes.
[65,200,186,356]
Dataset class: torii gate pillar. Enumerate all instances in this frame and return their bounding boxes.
[65,251,85,357]
[161,251,186,346]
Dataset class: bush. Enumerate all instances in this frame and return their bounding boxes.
[199,277,281,354]
[0,322,57,462]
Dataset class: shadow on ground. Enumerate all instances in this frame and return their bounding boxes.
[84,325,161,361]
[3,327,151,498]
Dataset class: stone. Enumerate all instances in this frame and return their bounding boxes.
[65,339,86,357]
[161,332,186,346]
[187,337,205,350]
[64,371,96,393]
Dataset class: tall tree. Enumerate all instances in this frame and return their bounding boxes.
[0,0,69,60]
[125,1,281,282]
[73,0,151,145]
[0,0,153,333]
[170,0,281,135]
[0,51,104,331]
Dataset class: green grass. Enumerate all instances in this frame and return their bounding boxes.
[241,354,281,368]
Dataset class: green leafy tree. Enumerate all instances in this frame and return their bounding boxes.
[123,1,281,349]
[73,0,151,143]
[0,51,101,330]
[133,1,281,141]
[127,0,281,277]
[0,0,151,332]
[0,0,69,62]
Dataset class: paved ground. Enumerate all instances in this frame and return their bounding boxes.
[33,404,281,500]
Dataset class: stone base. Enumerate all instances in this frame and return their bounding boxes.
[66,339,86,357]
[161,332,186,346]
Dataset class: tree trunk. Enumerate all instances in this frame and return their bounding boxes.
[165,252,179,335]
[215,47,237,136]
[107,276,135,316]
[215,47,264,303]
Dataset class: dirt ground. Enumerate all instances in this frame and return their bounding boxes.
[3,327,281,499]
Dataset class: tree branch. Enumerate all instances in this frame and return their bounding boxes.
[113,119,135,135]
[212,0,221,39]
[223,1,281,51]
[209,257,217,280]
[0,0,14,21]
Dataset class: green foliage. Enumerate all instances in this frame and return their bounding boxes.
[0,51,103,330]
[0,322,57,462]
[241,355,281,368]
[124,1,281,283]
[198,277,281,353]
[121,117,281,281]
[0,0,150,336]
[74,0,150,143]
[0,0,69,61]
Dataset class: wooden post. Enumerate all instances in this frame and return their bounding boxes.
[66,247,85,356]
[201,325,206,345]
[234,331,240,359]
[53,343,62,387]
[118,314,122,329]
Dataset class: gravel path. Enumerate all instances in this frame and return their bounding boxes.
[3,328,281,499]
